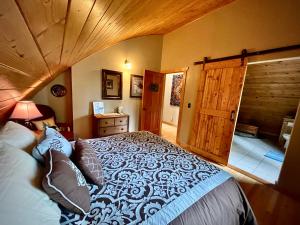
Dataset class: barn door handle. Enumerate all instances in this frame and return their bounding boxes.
[230,110,236,121]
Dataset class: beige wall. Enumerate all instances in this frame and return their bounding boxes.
[32,69,72,123]
[72,35,163,138]
[161,0,300,197]
[161,0,300,145]
[162,73,181,126]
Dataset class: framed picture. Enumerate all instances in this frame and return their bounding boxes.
[93,101,104,115]
[106,79,113,89]
[130,74,143,98]
[102,69,122,99]
[50,84,67,97]
[170,74,183,106]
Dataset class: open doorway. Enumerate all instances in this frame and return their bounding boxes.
[161,72,184,144]
[228,57,300,184]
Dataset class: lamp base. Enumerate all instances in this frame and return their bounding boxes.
[24,120,35,130]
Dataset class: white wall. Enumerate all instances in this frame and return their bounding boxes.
[162,73,181,126]
[72,35,163,139]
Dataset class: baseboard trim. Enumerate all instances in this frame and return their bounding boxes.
[162,121,177,127]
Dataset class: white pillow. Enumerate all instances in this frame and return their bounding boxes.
[0,121,36,153]
[32,127,72,162]
[0,141,61,225]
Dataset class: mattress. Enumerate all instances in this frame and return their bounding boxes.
[60,131,257,225]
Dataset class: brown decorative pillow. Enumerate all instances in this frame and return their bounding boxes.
[74,140,104,186]
[43,149,90,215]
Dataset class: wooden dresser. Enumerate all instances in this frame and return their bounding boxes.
[93,113,129,137]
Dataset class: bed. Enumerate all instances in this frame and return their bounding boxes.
[60,131,257,225]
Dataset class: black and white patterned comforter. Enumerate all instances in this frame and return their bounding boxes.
[60,131,231,225]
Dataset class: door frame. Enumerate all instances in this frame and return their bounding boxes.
[161,67,189,145]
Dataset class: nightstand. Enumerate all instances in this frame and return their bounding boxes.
[93,113,129,137]
[60,131,74,141]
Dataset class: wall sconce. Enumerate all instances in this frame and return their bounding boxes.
[124,59,132,70]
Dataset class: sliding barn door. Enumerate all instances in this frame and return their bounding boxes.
[189,59,247,164]
[140,70,165,135]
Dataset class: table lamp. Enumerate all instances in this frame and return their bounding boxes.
[10,101,43,128]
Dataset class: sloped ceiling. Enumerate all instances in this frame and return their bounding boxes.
[0,0,234,119]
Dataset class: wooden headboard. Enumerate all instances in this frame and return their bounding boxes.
[32,104,56,121]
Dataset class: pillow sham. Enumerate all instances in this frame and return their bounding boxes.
[43,149,90,215]
[32,117,58,131]
[0,121,36,153]
[0,141,61,225]
[74,140,105,186]
[32,127,72,162]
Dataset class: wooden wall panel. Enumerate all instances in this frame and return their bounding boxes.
[0,65,46,89]
[0,0,234,121]
[237,59,300,137]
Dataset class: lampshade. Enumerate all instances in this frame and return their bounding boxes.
[10,101,42,121]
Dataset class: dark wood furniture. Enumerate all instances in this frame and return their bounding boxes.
[33,104,74,141]
[93,114,129,137]
[102,69,123,100]
[236,123,258,136]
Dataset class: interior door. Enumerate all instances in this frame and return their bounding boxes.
[140,70,165,135]
[189,59,247,164]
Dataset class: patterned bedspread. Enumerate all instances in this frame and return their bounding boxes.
[60,131,231,225]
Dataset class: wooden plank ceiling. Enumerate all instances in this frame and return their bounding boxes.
[0,0,234,119]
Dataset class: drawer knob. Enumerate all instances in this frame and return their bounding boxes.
[103,130,106,133]
[121,128,124,130]
[105,122,108,124]
[120,120,122,122]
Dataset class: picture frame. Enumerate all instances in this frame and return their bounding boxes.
[106,79,113,89]
[50,84,67,97]
[170,74,183,106]
[130,74,143,98]
[102,69,122,100]
[93,102,104,115]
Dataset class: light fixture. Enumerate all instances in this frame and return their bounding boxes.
[10,101,43,128]
[124,59,132,70]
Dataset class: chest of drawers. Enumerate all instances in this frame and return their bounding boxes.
[93,114,129,137]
